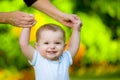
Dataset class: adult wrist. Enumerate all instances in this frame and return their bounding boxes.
[50,11,65,21]
[4,12,12,24]
[0,12,9,23]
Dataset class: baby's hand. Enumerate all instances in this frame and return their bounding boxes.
[73,18,82,31]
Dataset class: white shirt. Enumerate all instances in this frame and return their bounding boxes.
[29,50,73,80]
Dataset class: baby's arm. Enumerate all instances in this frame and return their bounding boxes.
[67,19,82,58]
[19,28,35,62]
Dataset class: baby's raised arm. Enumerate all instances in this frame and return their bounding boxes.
[67,18,82,58]
[19,28,35,62]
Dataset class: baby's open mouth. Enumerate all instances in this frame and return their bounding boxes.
[47,51,57,54]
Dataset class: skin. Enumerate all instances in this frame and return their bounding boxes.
[0,11,36,28]
[35,30,65,61]
[32,0,79,27]
[19,18,82,62]
[0,0,79,28]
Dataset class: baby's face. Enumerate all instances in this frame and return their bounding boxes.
[36,30,65,61]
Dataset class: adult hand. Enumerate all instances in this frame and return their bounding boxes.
[57,13,81,27]
[73,18,82,31]
[5,11,36,27]
[30,0,79,28]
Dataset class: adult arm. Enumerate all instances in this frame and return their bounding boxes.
[24,0,78,27]
[19,28,35,62]
[0,11,35,27]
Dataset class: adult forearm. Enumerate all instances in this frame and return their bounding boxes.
[32,0,64,20]
[0,12,8,23]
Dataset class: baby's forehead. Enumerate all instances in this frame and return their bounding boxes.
[40,30,64,38]
[40,29,63,34]
[37,29,65,42]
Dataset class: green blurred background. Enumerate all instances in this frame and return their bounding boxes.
[0,0,120,80]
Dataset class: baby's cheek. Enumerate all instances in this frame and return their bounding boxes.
[40,50,46,57]
[57,46,64,50]
[39,47,46,54]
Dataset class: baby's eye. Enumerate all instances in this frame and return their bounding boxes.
[44,42,49,44]
[55,42,61,44]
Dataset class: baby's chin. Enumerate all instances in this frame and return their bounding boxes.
[47,56,59,61]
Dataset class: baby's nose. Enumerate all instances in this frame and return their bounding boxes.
[49,44,56,49]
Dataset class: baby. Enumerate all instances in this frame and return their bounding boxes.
[19,19,82,80]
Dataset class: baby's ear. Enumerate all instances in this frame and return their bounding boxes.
[64,43,67,50]
[64,43,67,47]
[35,42,39,49]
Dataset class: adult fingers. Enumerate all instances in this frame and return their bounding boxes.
[72,14,79,20]
[21,15,35,21]
[72,15,82,27]
[18,24,33,28]
[69,14,79,24]
[19,14,36,25]
[19,19,36,25]
[18,20,36,28]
